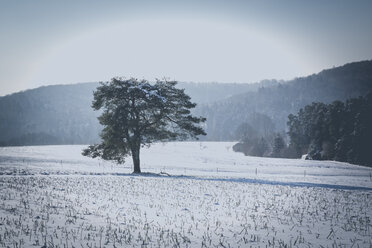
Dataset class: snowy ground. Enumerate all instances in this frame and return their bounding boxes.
[0,142,371,247]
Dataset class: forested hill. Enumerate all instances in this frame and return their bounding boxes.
[177,80,278,104]
[196,60,372,140]
[0,60,371,146]
[0,80,271,146]
[0,83,101,146]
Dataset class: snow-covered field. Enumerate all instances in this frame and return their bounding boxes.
[0,142,371,247]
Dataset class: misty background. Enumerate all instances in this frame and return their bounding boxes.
[1,0,372,96]
[1,60,371,146]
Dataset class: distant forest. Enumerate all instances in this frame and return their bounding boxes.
[1,60,372,165]
[199,60,372,140]
[287,92,372,166]
[0,80,273,146]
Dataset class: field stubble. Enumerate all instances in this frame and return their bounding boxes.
[0,175,371,247]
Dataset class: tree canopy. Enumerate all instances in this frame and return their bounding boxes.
[287,92,372,166]
[82,78,206,173]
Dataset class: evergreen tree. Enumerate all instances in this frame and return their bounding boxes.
[287,92,372,166]
[272,134,286,157]
[252,137,269,157]
[234,122,257,142]
[82,78,206,173]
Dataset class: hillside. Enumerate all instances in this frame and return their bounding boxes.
[0,80,268,146]
[197,60,372,140]
[0,60,371,145]
[0,83,101,145]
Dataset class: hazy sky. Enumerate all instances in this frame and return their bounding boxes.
[1,0,372,96]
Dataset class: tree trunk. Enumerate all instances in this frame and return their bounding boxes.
[131,145,141,173]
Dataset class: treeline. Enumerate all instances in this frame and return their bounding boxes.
[231,112,289,158]
[232,121,291,158]
[233,93,372,167]
[287,92,372,166]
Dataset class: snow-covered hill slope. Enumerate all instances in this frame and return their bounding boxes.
[0,142,371,247]
[1,142,371,189]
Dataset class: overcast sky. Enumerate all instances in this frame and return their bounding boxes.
[1,0,371,96]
